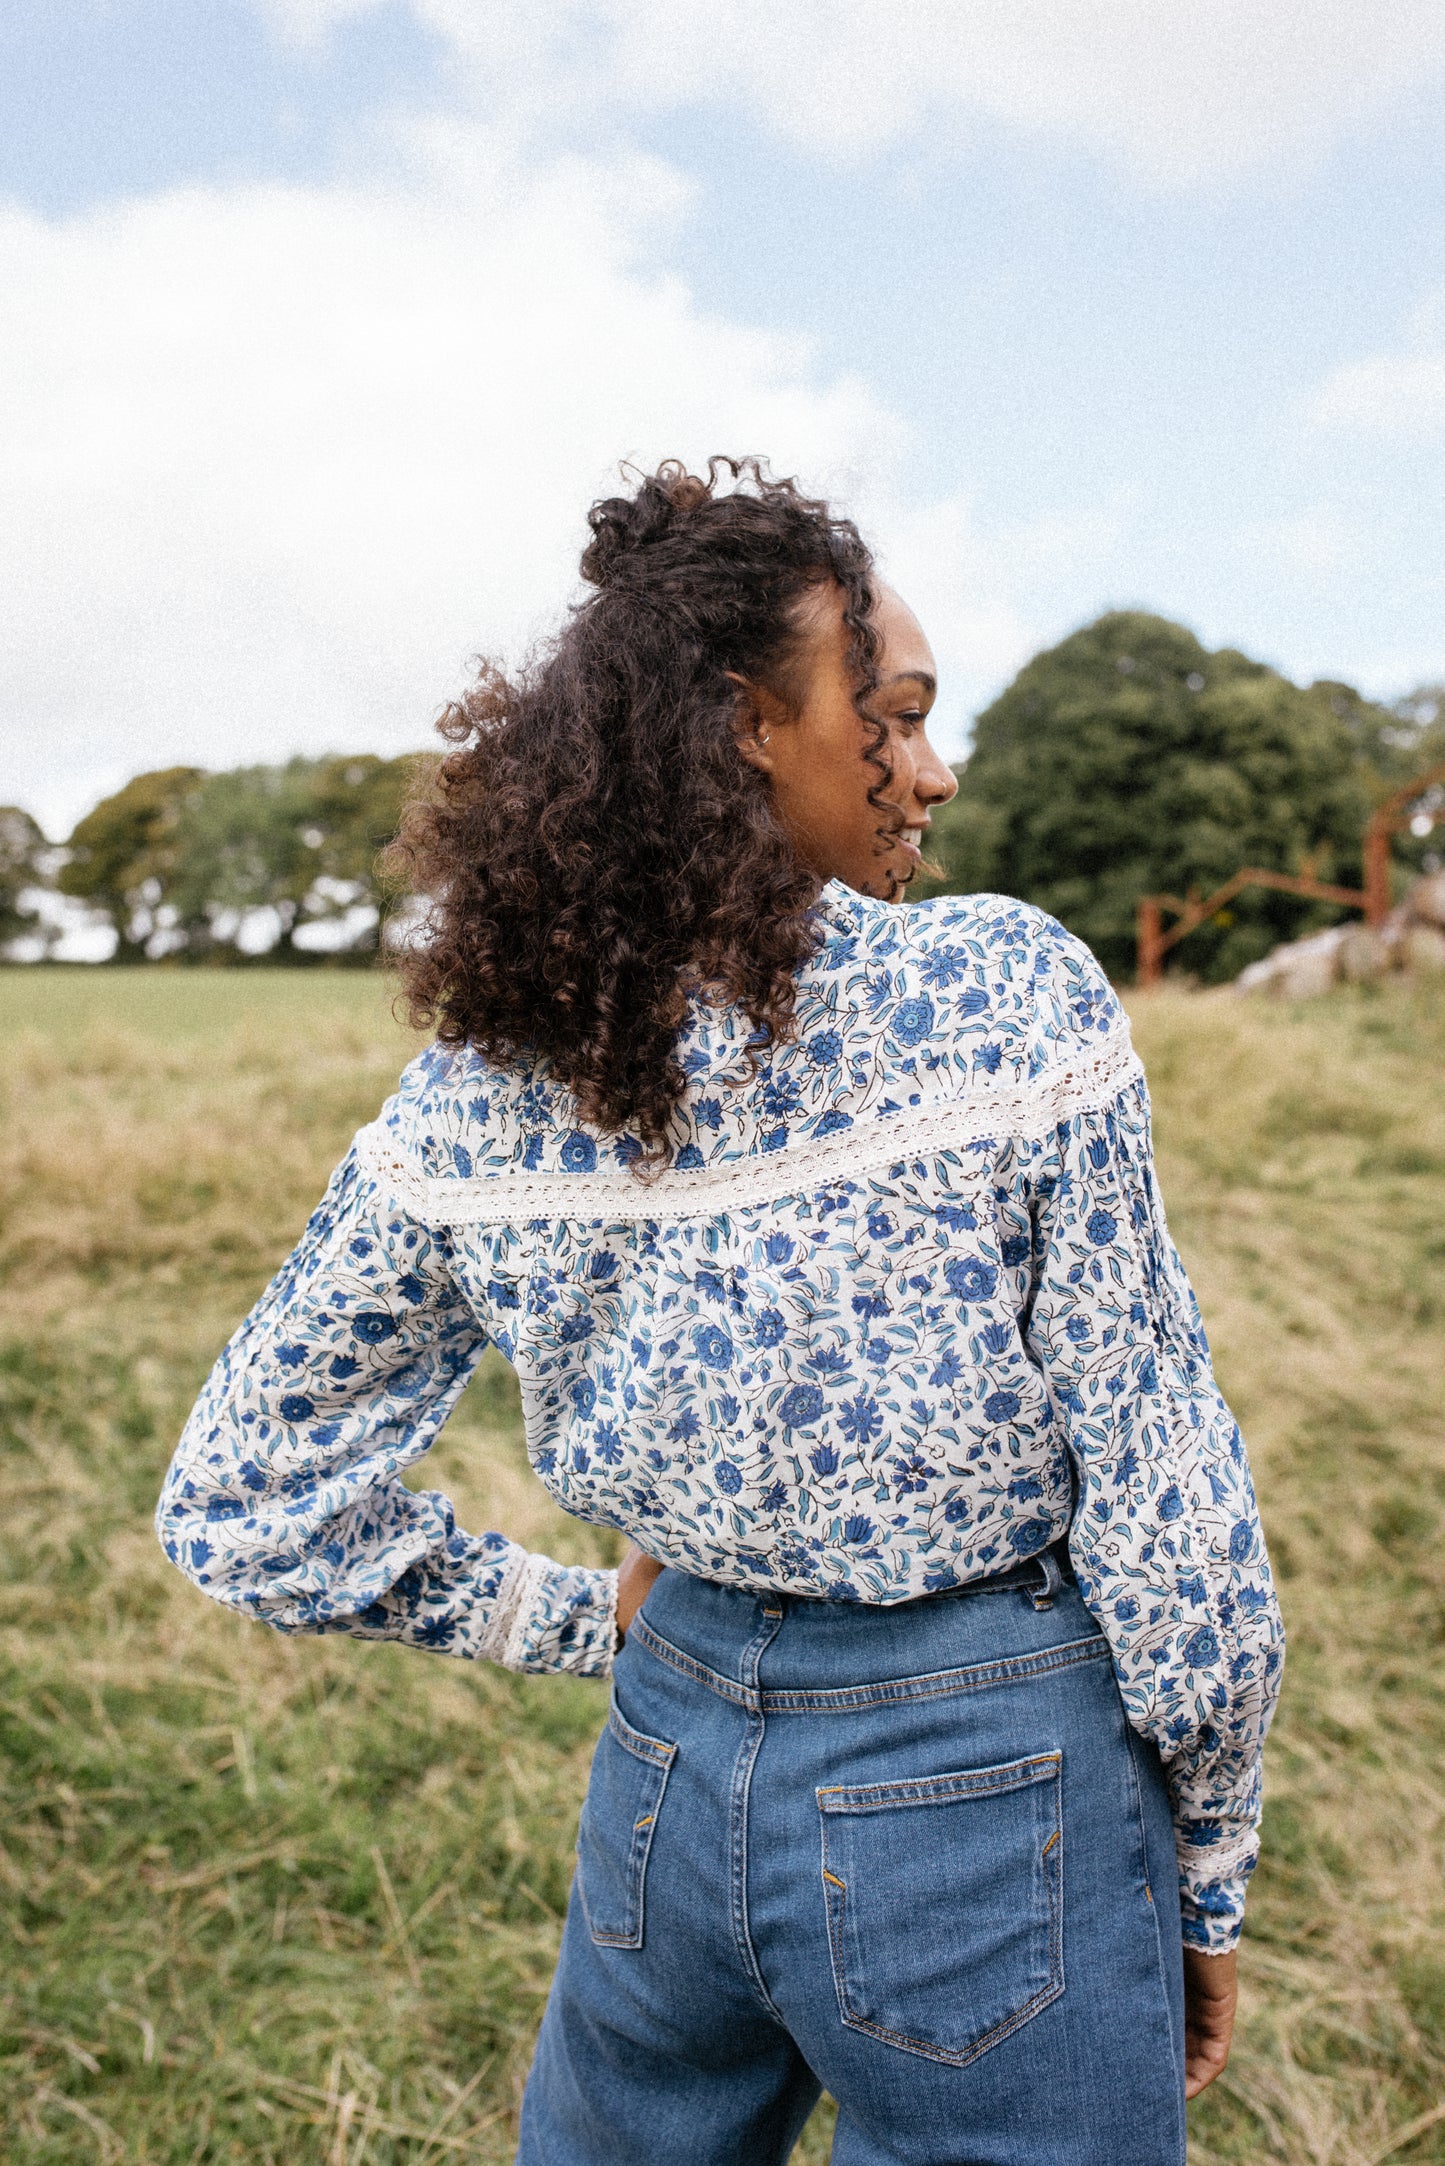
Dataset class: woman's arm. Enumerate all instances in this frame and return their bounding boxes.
[155,1143,617,1674]
[1023,1065,1285,1955]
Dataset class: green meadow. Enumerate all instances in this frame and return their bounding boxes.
[1,966,1443,2164]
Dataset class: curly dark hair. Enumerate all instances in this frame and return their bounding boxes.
[389,456,883,1163]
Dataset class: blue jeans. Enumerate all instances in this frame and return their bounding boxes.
[517,1549,1186,2165]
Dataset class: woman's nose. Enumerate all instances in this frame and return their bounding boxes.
[917,740,959,806]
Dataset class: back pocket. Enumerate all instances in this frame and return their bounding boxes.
[817,1750,1063,2067]
[576,1697,677,1949]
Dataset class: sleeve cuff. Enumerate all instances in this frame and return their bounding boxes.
[1178,1846,1258,1953]
[482,1551,618,1678]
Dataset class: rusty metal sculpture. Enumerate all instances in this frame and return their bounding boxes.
[1135,759,1445,986]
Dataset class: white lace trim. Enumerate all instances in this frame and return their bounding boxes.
[597,1567,618,1678]
[501,1553,557,1671]
[1175,1825,1260,1886]
[474,1546,535,1666]
[355,1028,1144,1227]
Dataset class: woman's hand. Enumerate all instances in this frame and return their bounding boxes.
[615,1544,665,1647]
[1183,1947,1237,2098]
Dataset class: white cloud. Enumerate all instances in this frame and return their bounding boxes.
[867,495,1124,750]
[259,0,381,46]
[1237,507,1358,576]
[266,0,1445,187]
[1311,304,1445,440]
[0,140,1042,835]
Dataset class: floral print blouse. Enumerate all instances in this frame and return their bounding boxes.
[158,878,1283,1951]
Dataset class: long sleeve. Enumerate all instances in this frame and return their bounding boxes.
[1022,1047,1284,1951]
[156,1143,617,1675]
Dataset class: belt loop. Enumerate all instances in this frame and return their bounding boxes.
[1030,1547,1063,1610]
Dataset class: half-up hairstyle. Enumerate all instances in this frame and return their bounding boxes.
[389,456,880,1164]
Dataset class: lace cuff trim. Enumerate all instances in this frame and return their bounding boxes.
[474,1547,536,1667]
[596,1568,618,1678]
[356,1029,1145,1228]
[1175,1825,1260,1886]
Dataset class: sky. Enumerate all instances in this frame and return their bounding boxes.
[4,0,1445,842]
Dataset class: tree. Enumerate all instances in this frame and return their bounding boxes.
[1376,684,1445,882]
[0,807,54,958]
[58,768,205,960]
[916,612,1382,982]
[300,753,428,953]
[55,756,426,963]
[163,753,425,959]
[164,759,324,957]
[1390,683,1445,765]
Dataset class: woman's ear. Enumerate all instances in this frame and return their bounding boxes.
[726,671,782,772]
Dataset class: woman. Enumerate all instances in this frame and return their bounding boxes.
[157,459,1283,2165]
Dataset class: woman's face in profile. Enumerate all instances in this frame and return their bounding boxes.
[738,582,958,900]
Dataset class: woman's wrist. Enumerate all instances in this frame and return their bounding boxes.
[614,1544,665,1646]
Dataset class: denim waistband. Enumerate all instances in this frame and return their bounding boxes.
[773,1537,1074,1613]
[625,1541,1106,1718]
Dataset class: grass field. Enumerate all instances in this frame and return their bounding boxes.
[1,964,1443,2165]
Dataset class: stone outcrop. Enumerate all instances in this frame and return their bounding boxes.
[1235,871,1445,997]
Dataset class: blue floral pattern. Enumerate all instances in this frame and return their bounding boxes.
[157,879,1283,1951]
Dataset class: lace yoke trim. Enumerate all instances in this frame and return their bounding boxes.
[354,1029,1145,1227]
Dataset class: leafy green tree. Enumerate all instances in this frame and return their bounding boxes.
[58,768,205,960]
[165,760,321,957]
[1380,685,1445,882]
[0,806,54,958]
[164,753,424,960]
[302,753,427,950]
[1390,683,1445,759]
[917,612,1382,982]
[57,756,424,963]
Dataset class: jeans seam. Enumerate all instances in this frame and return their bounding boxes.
[817,1750,1061,1813]
[1123,1721,1188,2148]
[631,1613,756,1708]
[830,1980,1066,2071]
[606,1699,678,1770]
[729,1604,786,2021]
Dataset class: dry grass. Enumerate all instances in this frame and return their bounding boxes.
[0,965,1441,2163]
[1128,983,1445,2164]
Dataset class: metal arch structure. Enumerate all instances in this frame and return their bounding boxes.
[1135,758,1445,987]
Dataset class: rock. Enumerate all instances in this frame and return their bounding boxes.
[1404,871,1445,929]
[1235,925,1346,999]
[1401,924,1445,973]
[1274,941,1342,999]
[1230,868,1445,995]
[1337,925,1388,983]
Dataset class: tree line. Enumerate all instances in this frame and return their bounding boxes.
[3,753,429,964]
[4,613,1442,977]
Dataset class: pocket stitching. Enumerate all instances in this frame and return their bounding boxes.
[819,1752,1064,2068]
[577,1701,677,1950]
[606,1699,677,1771]
[818,1750,1060,1815]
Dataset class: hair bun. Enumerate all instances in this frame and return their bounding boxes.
[663,470,710,512]
[580,460,712,589]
